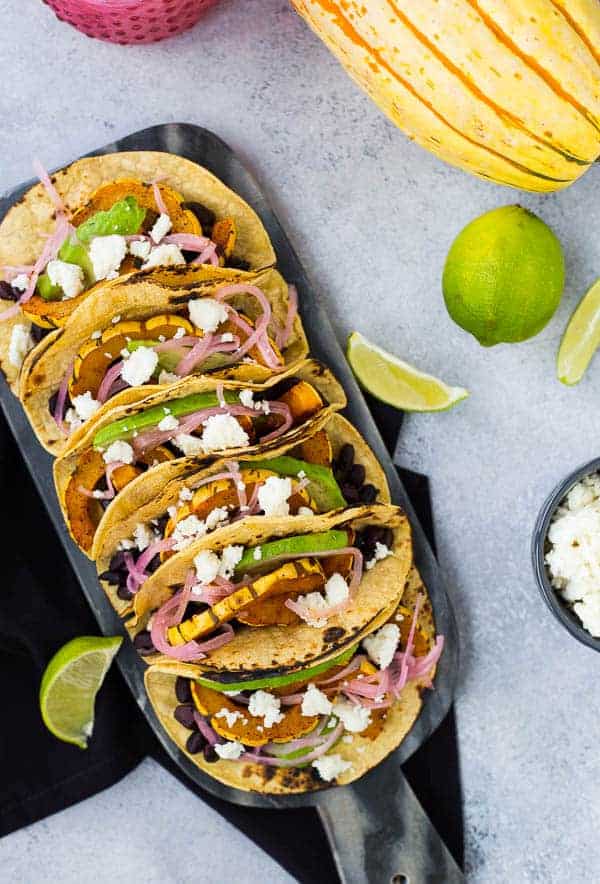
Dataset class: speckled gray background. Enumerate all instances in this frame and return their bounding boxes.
[1,1,600,882]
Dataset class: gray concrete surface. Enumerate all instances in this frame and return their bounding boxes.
[1,1,600,881]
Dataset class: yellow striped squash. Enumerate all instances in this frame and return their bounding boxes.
[292,0,600,191]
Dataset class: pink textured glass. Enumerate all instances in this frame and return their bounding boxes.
[42,0,218,45]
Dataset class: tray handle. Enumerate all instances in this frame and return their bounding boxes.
[316,764,464,884]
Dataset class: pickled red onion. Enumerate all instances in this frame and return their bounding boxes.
[33,159,67,216]
[97,360,124,402]
[243,721,344,767]
[175,334,213,377]
[77,460,125,501]
[150,585,234,661]
[215,284,281,369]
[193,712,219,745]
[151,181,168,216]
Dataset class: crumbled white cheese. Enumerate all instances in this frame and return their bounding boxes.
[89,235,127,281]
[248,690,284,729]
[121,346,158,387]
[179,487,193,502]
[194,549,221,584]
[366,541,392,571]
[64,408,81,432]
[221,332,234,343]
[133,523,156,552]
[46,259,85,299]
[205,506,230,531]
[117,537,136,551]
[188,298,228,333]
[150,213,172,244]
[239,389,254,409]
[214,707,244,728]
[173,433,204,456]
[312,753,352,782]
[323,573,349,606]
[301,684,332,717]
[172,514,207,550]
[342,735,354,744]
[11,273,29,291]
[253,546,262,561]
[174,327,186,340]
[362,623,400,670]
[214,740,244,760]
[112,315,121,324]
[297,470,306,479]
[157,414,179,432]
[91,330,102,340]
[257,476,292,517]
[546,474,600,637]
[218,545,243,579]
[158,369,179,385]
[297,506,314,517]
[102,440,134,465]
[293,591,330,628]
[201,413,249,452]
[8,323,34,369]
[332,698,371,733]
[129,239,151,261]
[71,391,100,422]
[142,243,185,270]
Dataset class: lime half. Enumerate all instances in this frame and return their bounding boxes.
[557,278,600,385]
[40,636,122,748]
[347,332,469,412]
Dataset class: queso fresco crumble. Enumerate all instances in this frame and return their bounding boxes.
[545,473,600,637]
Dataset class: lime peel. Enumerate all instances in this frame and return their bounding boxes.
[557,278,600,386]
[39,635,122,749]
[347,331,469,412]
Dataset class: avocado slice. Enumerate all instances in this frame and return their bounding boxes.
[37,237,95,301]
[76,195,146,243]
[235,528,349,577]
[244,455,346,512]
[93,390,240,449]
[196,644,357,693]
[126,340,234,375]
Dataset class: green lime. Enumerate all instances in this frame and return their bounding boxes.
[39,636,122,749]
[442,205,565,346]
[557,278,600,385]
[347,331,468,412]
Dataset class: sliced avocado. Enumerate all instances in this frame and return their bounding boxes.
[235,529,349,577]
[36,273,62,301]
[76,195,146,243]
[92,390,240,449]
[126,340,234,375]
[196,644,357,693]
[244,455,346,512]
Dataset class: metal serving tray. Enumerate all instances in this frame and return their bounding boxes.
[0,124,462,884]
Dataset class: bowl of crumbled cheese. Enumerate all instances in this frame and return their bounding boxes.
[533,459,600,650]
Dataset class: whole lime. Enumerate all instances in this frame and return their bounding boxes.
[442,205,565,346]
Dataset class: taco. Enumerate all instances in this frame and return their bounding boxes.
[93,412,390,617]
[128,504,413,683]
[0,152,276,389]
[54,360,345,557]
[143,566,443,793]
[20,266,305,455]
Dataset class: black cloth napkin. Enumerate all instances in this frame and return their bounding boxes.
[0,400,463,882]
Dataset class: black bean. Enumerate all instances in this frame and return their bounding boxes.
[117,585,134,601]
[174,704,196,729]
[0,280,18,301]
[48,391,60,414]
[145,555,161,575]
[133,630,155,655]
[324,626,345,643]
[109,551,128,571]
[382,528,394,549]
[99,569,121,585]
[359,484,378,503]
[348,464,365,487]
[337,444,355,472]
[175,676,192,704]
[182,201,216,231]
[186,731,206,754]
[364,525,384,544]
[203,744,219,763]
[181,250,197,264]
[30,325,46,344]
[155,514,169,533]
[341,484,359,503]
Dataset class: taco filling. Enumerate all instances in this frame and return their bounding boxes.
[50,283,298,436]
[65,377,326,552]
[162,596,443,783]
[1,169,245,331]
[133,525,396,661]
[100,436,381,603]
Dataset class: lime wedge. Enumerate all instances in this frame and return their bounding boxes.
[39,636,122,749]
[557,278,600,385]
[347,332,469,412]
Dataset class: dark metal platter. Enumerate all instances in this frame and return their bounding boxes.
[0,124,462,883]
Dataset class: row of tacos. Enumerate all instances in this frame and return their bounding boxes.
[0,152,443,792]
